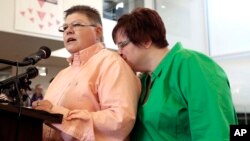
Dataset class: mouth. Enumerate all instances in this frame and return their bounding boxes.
[120,55,127,61]
[120,55,134,68]
[121,55,129,63]
[66,37,76,43]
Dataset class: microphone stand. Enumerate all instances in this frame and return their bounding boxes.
[0,59,33,105]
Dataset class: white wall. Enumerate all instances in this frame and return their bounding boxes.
[156,0,208,53]
[0,0,103,41]
[0,0,62,41]
[206,0,250,57]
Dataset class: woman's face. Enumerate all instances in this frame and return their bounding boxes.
[62,13,102,53]
[115,31,146,72]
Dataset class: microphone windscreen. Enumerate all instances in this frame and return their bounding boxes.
[39,46,51,59]
[26,67,39,79]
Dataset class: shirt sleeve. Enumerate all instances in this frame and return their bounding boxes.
[47,57,141,141]
[179,56,237,141]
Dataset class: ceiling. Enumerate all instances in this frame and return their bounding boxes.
[0,31,68,72]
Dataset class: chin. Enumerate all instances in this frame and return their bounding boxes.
[127,61,135,70]
[66,47,78,54]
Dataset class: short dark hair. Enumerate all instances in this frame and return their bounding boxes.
[112,7,168,48]
[64,5,102,26]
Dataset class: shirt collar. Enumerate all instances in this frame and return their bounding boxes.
[67,42,105,66]
[151,42,183,79]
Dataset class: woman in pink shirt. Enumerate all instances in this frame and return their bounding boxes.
[32,5,141,141]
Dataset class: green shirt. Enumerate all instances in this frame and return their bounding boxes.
[131,42,238,141]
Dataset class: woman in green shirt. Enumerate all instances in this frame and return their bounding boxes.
[112,7,238,141]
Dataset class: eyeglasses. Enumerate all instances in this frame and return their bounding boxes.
[117,39,130,49]
[58,22,96,32]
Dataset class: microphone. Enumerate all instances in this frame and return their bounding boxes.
[0,67,38,89]
[23,46,51,65]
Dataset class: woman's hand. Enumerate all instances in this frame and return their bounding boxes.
[32,100,53,112]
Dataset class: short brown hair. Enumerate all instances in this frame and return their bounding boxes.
[64,5,102,26]
[112,8,168,48]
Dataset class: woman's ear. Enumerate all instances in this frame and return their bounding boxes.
[143,40,152,49]
[95,25,103,41]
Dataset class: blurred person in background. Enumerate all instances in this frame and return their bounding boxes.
[30,84,43,106]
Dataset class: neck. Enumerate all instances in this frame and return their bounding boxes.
[146,47,169,73]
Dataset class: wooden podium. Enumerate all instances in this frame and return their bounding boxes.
[0,103,63,141]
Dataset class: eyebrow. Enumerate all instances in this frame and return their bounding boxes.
[117,40,127,45]
[63,20,86,25]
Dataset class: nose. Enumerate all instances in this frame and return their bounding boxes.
[117,48,122,54]
[65,26,74,35]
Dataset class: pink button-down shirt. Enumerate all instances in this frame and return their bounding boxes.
[43,43,141,141]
